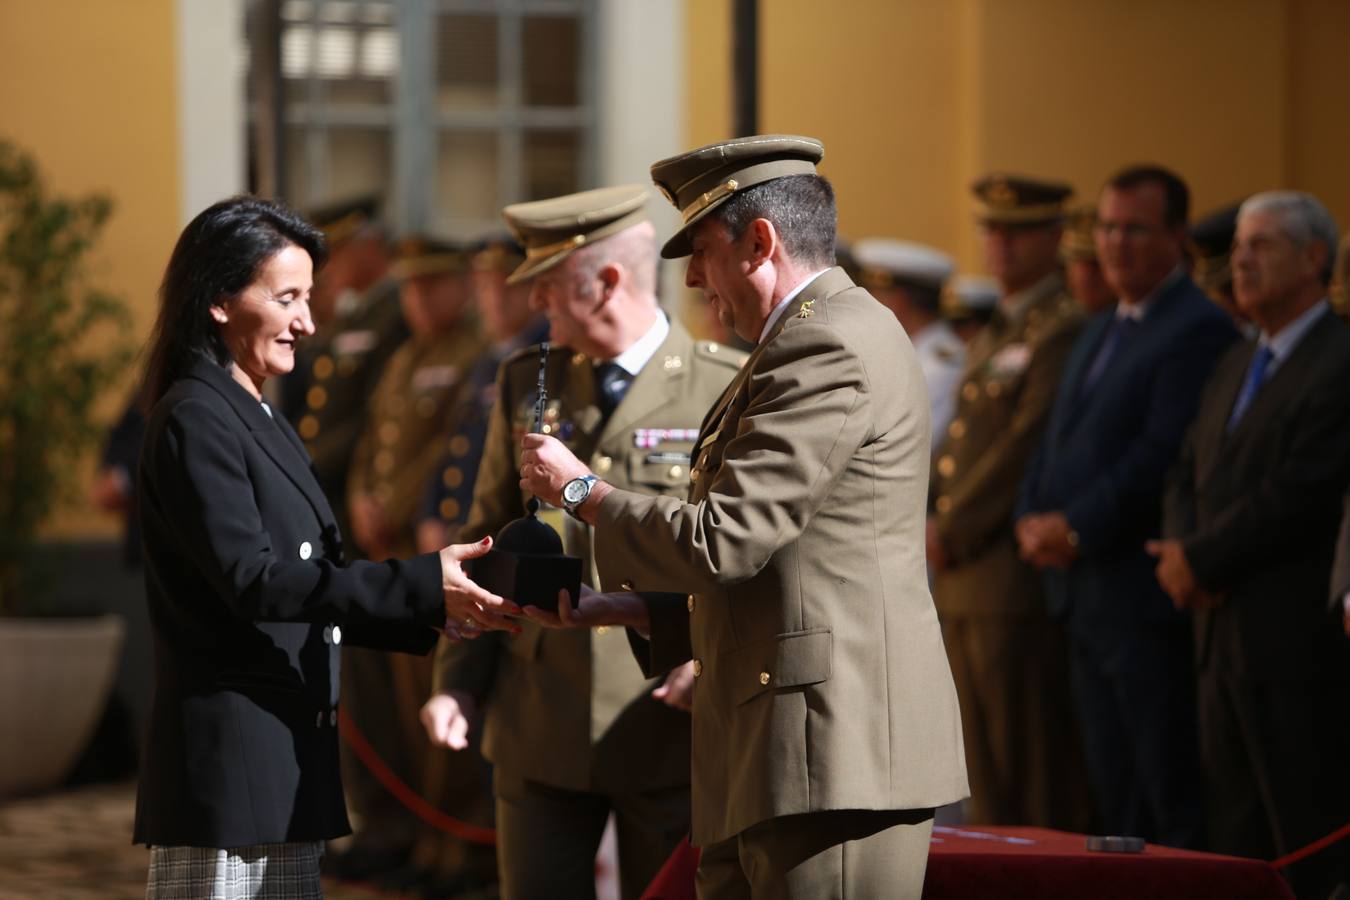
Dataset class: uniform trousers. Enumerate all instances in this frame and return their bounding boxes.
[940,613,1092,830]
[695,808,934,900]
[493,769,690,900]
[1198,669,1350,899]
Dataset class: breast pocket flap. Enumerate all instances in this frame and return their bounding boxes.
[726,627,832,706]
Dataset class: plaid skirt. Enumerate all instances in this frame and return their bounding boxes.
[146,841,323,899]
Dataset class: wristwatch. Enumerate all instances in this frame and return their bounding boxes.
[561,474,599,518]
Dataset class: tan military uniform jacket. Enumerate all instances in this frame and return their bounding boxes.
[433,319,745,794]
[591,269,969,845]
[347,322,483,559]
[931,273,1084,617]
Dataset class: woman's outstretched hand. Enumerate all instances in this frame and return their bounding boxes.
[439,537,522,638]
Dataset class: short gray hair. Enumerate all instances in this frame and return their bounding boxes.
[1239,191,1339,284]
[568,220,658,301]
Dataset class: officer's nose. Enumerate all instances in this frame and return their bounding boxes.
[685,258,703,290]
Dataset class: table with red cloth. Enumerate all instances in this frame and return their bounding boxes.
[640,826,1295,900]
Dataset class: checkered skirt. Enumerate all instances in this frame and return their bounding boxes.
[146,841,323,899]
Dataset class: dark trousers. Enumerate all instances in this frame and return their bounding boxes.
[1199,669,1350,900]
[1068,624,1205,848]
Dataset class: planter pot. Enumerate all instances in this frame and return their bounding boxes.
[0,614,126,798]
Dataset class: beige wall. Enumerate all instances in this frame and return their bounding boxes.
[686,0,1350,271]
[1,0,181,537]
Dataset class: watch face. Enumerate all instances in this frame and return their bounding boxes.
[563,478,587,504]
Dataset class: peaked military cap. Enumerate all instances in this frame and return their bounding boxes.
[941,274,1001,320]
[470,234,526,274]
[651,134,826,259]
[501,185,649,284]
[853,238,955,290]
[973,173,1073,226]
[389,235,469,281]
[1060,205,1100,261]
[308,194,381,247]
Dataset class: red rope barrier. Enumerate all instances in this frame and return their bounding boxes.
[337,707,497,845]
[1270,822,1350,871]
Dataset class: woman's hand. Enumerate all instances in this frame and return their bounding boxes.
[439,537,522,636]
[520,584,651,632]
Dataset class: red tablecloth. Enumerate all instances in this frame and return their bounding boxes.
[641,826,1295,900]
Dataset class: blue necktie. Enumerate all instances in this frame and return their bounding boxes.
[595,362,633,419]
[1082,316,1138,393]
[1226,344,1275,432]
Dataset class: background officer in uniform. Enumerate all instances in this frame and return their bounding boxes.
[423,185,746,900]
[927,174,1092,830]
[942,274,1000,345]
[339,237,495,892]
[521,136,968,899]
[1061,204,1116,315]
[852,238,964,447]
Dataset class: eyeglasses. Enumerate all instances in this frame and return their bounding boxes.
[1094,221,1163,240]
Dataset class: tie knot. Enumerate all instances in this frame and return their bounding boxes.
[595,362,632,415]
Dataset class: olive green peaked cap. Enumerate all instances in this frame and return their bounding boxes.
[972,173,1073,226]
[501,184,650,285]
[650,134,825,259]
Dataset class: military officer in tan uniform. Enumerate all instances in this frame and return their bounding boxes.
[1061,204,1116,316]
[341,237,496,891]
[927,175,1091,830]
[423,185,746,900]
[853,238,964,447]
[520,136,968,899]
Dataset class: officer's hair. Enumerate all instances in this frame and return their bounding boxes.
[569,221,658,302]
[1239,191,1339,285]
[141,195,327,411]
[1103,165,1189,229]
[712,174,837,269]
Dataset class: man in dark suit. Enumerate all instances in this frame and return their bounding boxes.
[1016,165,1237,848]
[1154,191,1350,898]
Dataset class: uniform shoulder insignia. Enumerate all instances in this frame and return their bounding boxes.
[796,299,815,318]
[695,340,749,368]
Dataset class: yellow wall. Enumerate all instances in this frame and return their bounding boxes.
[0,0,181,537]
[685,0,1350,271]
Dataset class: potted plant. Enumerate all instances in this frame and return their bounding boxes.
[0,139,135,797]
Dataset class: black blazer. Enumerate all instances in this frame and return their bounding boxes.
[1018,273,1237,639]
[1164,309,1350,679]
[133,357,444,848]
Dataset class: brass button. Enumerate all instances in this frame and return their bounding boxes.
[595,455,613,475]
[442,467,463,488]
[375,450,394,474]
[306,386,328,410]
[706,343,719,353]
[986,381,1003,398]
[692,660,702,677]
[312,355,335,380]
[379,421,400,444]
[595,625,610,635]
[299,415,320,440]
[450,435,471,457]
[668,465,683,480]
[758,671,770,685]
[937,455,956,478]
[572,352,587,366]
[935,495,953,514]
[947,419,966,440]
[962,382,979,402]
[686,594,695,613]
[690,468,700,482]
[439,498,461,520]
[621,580,634,591]
[541,424,552,435]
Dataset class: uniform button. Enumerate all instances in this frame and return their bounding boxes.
[962,382,979,402]
[323,624,333,644]
[572,352,587,366]
[439,498,461,520]
[541,424,553,435]
[595,455,613,475]
[313,355,334,380]
[986,381,1003,398]
[442,467,463,488]
[668,465,683,480]
[937,455,956,478]
[375,450,394,474]
[621,580,634,591]
[306,386,328,410]
[706,343,719,354]
[330,709,338,726]
[947,419,966,440]
[450,436,471,457]
[315,711,323,728]
[936,495,953,514]
[595,626,610,635]
[299,541,313,560]
[759,671,770,685]
[686,594,695,613]
[299,415,320,440]
[692,660,702,677]
[690,468,700,482]
[331,625,342,645]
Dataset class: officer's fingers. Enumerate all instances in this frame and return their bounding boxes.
[519,605,566,629]
[446,712,470,751]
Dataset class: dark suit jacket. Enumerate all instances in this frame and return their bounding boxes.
[1019,272,1237,640]
[1164,309,1350,680]
[1334,494,1350,613]
[133,357,444,849]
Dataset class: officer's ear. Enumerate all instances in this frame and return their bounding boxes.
[596,262,623,301]
[745,218,779,272]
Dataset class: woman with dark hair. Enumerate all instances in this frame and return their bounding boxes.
[133,195,519,898]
